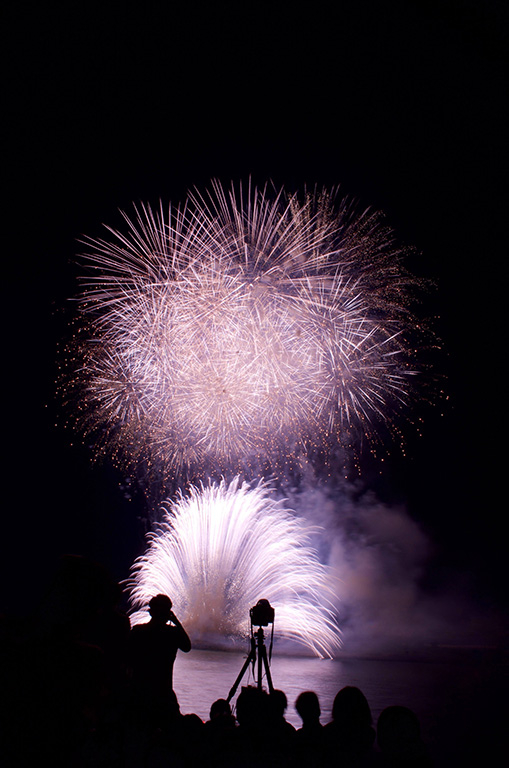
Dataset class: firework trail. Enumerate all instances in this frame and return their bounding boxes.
[127,477,341,658]
[63,180,426,484]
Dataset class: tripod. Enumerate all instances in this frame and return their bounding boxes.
[227,626,274,702]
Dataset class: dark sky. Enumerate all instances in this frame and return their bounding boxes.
[4,2,507,619]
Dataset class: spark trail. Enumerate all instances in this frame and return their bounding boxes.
[63,180,427,483]
[127,477,341,658]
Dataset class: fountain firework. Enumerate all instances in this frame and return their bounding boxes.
[127,477,341,658]
[63,180,428,486]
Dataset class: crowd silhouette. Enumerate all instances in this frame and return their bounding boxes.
[1,555,434,767]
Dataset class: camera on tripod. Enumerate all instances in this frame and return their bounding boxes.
[250,598,275,627]
[227,598,276,701]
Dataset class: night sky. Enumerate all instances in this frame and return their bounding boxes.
[4,2,507,635]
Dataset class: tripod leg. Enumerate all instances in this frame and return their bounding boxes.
[257,630,263,690]
[227,645,256,702]
[260,643,275,695]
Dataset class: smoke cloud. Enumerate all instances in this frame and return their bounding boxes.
[283,481,501,658]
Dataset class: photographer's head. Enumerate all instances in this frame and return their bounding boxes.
[149,594,173,624]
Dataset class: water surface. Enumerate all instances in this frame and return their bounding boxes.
[174,648,503,767]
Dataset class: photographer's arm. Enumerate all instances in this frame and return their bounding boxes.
[169,611,192,652]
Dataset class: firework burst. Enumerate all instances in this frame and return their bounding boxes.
[63,180,428,484]
[127,476,341,658]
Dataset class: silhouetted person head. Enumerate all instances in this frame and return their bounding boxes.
[332,685,372,730]
[181,712,204,734]
[210,698,232,720]
[148,594,173,624]
[270,689,289,718]
[296,691,321,725]
[236,686,269,728]
[377,705,431,765]
[325,685,375,760]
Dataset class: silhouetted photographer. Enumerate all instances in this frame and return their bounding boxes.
[128,594,191,717]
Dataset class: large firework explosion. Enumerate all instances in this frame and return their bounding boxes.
[62,180,428,487]
[127,477,341,658]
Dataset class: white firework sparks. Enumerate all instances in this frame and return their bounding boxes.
[127,477,341,658]
[64,180,426,480]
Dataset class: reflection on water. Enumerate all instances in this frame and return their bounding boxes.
[174,650,436,727]
[174,648,503,767]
